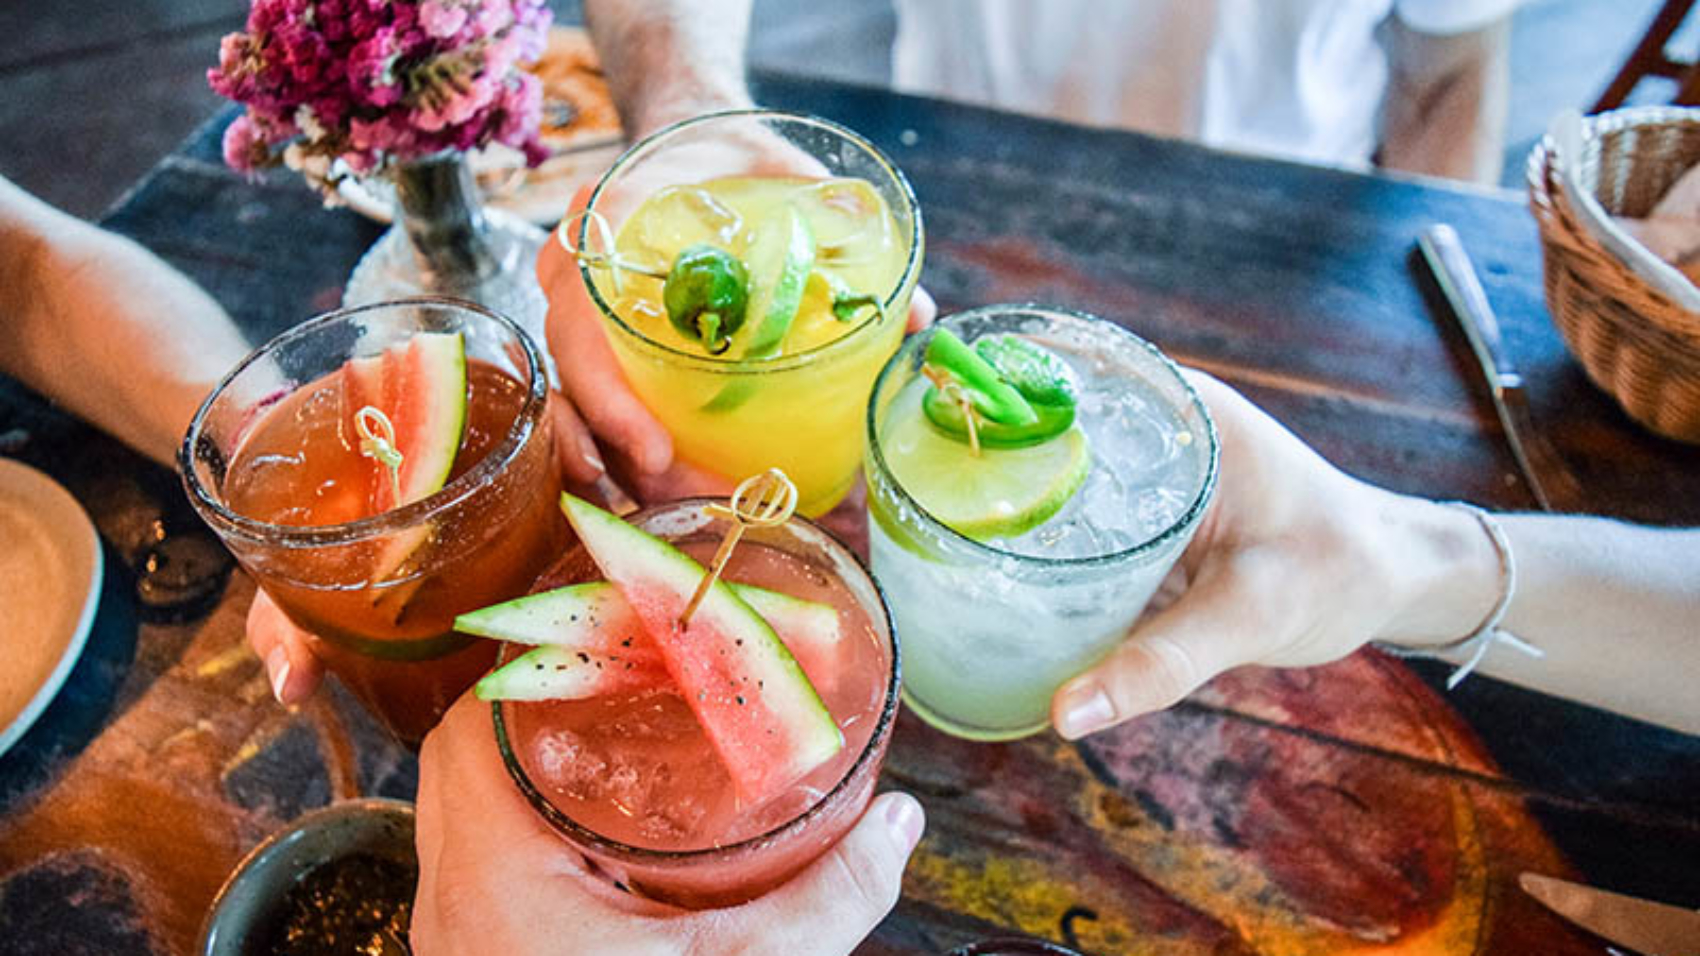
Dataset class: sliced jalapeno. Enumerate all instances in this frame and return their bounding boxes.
[923,333,1079,448]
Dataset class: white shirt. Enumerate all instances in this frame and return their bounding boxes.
[892,0,1522,168]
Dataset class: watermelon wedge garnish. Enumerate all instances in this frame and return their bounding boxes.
[459,580,844,693]
[474,644,666,702]
[340,331,467,587]
[557,493,843,805]
[342,331,468,513]
[731,585,844,683]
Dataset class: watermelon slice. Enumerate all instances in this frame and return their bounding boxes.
[557,493,843,805]
[457,581,844,691]
[342,331,468,513]
[474,645,666,702]
[456,582,645,650]
[340,331,467,588]
[732,585,843,681]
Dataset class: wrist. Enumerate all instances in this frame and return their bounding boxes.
[1372,492,1503,649]
[625,83,753,140]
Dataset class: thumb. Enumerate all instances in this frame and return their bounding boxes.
[1052,564,1263,739]
[541,185,675,477]
[535,184,594,290]
[726,791,924,956]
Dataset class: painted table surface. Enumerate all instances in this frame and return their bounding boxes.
[1,74,1697,956]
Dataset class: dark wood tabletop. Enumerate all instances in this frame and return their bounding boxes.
[1,73,1697,956]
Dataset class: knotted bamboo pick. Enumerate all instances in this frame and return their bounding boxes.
[678,468,799,627]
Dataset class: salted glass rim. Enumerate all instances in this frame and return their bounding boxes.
[179,296,549,549]
[572,108,924,375]
[865,303,1221,570]
[491,497,903,864]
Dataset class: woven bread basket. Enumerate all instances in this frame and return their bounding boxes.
[1527,105,1700,444]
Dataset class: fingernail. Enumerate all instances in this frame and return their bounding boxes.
[883,794,924,852]
[1056,683,1115,740]
[580,446,605,475]
[266,646,292,704]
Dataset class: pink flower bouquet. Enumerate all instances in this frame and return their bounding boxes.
[209,0,553,194]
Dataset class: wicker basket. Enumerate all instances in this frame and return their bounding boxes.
[1527,105,1700,444]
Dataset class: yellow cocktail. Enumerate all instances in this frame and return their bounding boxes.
[575,111,923,515]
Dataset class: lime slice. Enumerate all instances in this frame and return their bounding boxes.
[884,400,1091,541]
[736,204,815,359]
[702,205,816,413]
[794,178,889,257]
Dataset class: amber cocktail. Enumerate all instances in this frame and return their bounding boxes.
[182,298,564,745]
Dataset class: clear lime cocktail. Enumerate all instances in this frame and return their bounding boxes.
[572,110,922,515]
[865,306,1219,741]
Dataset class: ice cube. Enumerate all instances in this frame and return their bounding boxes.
[637,810,687,843]
[624,185,742,264]
[1133,487,1188,537]
[796,179,891,263]
[642,791,710,843]
[533,730,607,802]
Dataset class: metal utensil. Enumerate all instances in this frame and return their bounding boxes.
[1417,224,1587,512]
[1522,872,1700,956]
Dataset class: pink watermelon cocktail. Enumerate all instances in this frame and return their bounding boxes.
[491,499,900,909]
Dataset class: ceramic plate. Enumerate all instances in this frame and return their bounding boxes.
[0,458,103,758]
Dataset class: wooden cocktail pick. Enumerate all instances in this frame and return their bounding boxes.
[678,468,799,628]
[355,406,405,506]
[555,208,668,296]
[922,364,982,456]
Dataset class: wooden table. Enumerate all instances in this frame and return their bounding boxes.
[1,74,1697,956]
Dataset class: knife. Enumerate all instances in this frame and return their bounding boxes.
[1417,224,1587,512]
[1522,873,1700,956]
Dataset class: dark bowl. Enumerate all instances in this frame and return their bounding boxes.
[198,798,416,956]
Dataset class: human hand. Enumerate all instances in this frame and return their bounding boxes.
[410,693,926,956]
[537,180,936,506]
[247,588,324,704]
[1050,371,1503,739]
[244,391,593,706]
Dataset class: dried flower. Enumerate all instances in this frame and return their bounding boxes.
[208,0,553,195]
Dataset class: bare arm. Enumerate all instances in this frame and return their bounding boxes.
[1379,15,1511,184]
[583,0,754,140]
[1399,511,1700,734]
[1052,374,1700,741]
[0,177,250,466]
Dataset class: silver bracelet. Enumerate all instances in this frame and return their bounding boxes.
[1376,502,1543,689]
